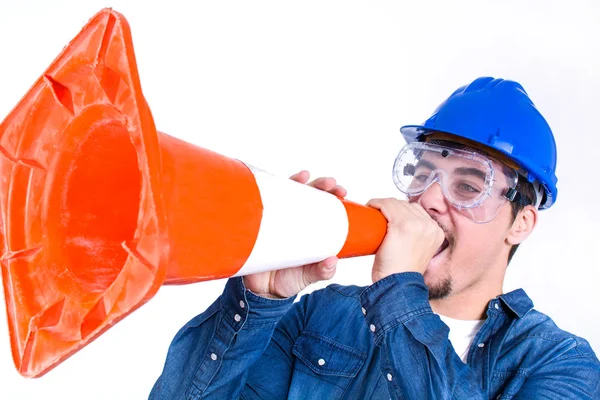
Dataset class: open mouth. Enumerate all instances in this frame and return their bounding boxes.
[434,238,450,258]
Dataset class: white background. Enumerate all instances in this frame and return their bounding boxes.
[1,1,599,399]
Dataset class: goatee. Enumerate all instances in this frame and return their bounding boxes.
[428,277,452,300]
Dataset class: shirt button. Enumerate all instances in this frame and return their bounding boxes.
[478,343,485,348]
[318,358,326,366]
[494,303,499,310]
[361,307,366,315]
[370,324,376,332]
[239,300,245,309]
[234,314,242,322]
[387,373,393,381]
[210,353,218,361]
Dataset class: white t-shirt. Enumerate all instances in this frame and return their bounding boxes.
[437,314,485,363]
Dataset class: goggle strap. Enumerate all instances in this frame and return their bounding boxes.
[505,188,532,207]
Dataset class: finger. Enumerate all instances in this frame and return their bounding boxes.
[290,170,310,184]
[405,201,428,218]
[303,256,338,286]
[316,256,338,280]
[366,197,385,209]
[366,197,388,216]
[388,197,426,219]
[331,185,347,198]
[320,256,338,270]
[410,202,427,215]
[367,198,406,222]
[411,202,435,220]
[366,197,409,207]
[308,177,337,191]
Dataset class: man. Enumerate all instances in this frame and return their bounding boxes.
[149,77,600,399]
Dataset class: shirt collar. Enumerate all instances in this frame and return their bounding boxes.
[497,288,534,318]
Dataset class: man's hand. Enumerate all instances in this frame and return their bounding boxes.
[366,198,445,283]
[242,171,347,299]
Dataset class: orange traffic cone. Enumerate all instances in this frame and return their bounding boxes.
[0,8,387,378]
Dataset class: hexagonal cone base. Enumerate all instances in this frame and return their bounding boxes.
[0,8,169,378]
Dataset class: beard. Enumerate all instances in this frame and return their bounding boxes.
[428,276,453,300]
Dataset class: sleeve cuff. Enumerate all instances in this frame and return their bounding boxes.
[359,272,432,343]
[222,277,297,331]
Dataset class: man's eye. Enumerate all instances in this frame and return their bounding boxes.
[415,174,430,182]
[458,183,480,193]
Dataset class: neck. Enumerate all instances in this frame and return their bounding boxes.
[430,276,504,320]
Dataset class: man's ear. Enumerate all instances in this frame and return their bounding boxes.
[507,205,538,246]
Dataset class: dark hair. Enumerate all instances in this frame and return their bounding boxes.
[507,175,538,264]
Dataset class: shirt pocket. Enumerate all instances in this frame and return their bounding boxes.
[289,331,367,399]
[490,370,527,399]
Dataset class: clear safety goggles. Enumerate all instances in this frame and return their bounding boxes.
[393,141,522,223]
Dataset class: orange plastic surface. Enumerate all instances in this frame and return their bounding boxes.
[157,132,263,285]
[0,7,387,379]
[337,199,387,258]
[0,8,172,378]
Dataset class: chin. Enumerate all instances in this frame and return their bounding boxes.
[425,274,454,300]
[423,252,453,299]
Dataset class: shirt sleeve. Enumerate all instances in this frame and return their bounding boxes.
[359,272,486,399]
[148,276,297,400]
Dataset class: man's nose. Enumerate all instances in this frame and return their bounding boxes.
[417,179,449,216]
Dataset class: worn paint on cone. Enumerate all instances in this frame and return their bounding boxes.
[0,8,387,378]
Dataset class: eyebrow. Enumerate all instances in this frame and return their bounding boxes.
[454,167,487,181]
[416,160,487,181]
[415,159,436,170]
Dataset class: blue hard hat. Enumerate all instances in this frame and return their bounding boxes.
[400,76,558,209]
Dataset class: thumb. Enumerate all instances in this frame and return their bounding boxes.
[302,256,338,287]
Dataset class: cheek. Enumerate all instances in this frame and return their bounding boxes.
[453,212,505,264]
[450,215,507,263]
[444,203,513,268]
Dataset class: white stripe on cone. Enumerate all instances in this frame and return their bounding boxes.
[233,164,349,276]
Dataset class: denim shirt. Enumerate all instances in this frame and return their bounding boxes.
[149,272,600,399]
